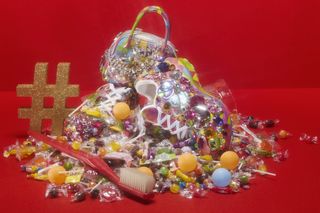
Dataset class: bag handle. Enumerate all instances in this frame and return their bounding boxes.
[124,6,171,54]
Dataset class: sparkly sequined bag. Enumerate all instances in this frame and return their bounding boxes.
[64,6,178,142]
[65,6,234,152]
[100,6,177,85]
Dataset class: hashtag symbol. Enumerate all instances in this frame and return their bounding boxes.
[16,63,79,136]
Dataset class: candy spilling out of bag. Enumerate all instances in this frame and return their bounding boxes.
[4,6,294,203]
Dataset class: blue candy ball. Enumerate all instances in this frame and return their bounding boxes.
[211,168,232,187]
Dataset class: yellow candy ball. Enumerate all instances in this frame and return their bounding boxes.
[177,153,197,173]
[112,102,131,120]
[220,151,240,170]
[138,167,154,176]
[48,166,67,185]
[109,141,121,152]
[71,141,81,151]
[170,184,180,193]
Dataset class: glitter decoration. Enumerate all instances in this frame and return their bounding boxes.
[16,63,79,135]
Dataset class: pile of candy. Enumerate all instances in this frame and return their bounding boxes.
[3,6,302,203]
[4,139,123,202]
[4,112,290,202]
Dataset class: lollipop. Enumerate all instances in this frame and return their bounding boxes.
[48,166,67,185]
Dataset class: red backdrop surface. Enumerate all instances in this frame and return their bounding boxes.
[1,0,320,213]
[1,0,320,91]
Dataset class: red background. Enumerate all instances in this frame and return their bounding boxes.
[1,0,320,212]
[1,0,320,90]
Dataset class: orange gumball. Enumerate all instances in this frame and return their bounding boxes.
[177,153,197,173]
[48,166,67,185]
[138,167,154,176]
[112,102,131,120]
[220,151,240,170]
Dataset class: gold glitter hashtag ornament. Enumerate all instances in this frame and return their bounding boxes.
[16,63,79,136]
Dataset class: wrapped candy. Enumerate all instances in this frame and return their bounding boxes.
[3,140,36,161]
[99,182,123,203]
[45,184,68,199]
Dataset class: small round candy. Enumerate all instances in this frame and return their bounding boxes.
[157,62,170,72]
[211,168,232,187]
[159,166,169,177]
[194,104,210,120]
[72,191,86,202]
[179,181,186,189]
[170,184,180,193]
[264,119,275,128]
[48,166,67,185]
[258,164,267,174]
[278,130,289,139]
[177,153,197,173]
[112,102,131,120]
[138,167,153,176]
[71,141,81,151]
[220,151,240,170]
[259,140,272,152]
[90,188,100,199]
[109,141,121,152]
[239,175,249,185]
[47,187,59,198]
[98,147,107,157]
[63,161,73,171]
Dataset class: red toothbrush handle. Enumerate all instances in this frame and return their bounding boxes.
[28,131,119,182]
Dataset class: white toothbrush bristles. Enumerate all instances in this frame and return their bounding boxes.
[119,168,155,194]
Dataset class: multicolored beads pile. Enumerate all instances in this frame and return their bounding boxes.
[2,5,301,203]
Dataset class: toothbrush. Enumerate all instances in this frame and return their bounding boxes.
[28,131,155,200]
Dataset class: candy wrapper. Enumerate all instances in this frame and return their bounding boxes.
[4,6,296,203]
